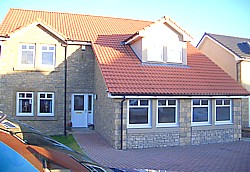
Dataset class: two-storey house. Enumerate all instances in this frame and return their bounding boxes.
[0,9,249,149]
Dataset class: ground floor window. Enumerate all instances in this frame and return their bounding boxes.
[127,99,151,128]
[38,92,54,116]
[157,99,178,127]
[16,91,55,117]
[192,99,211,126]
[16,92,34,116]
[215,99,232,124]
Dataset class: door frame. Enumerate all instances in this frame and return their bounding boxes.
[71,93,94,127]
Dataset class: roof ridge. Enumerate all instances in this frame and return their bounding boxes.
[9,8,152,23]
[206,32,250,40]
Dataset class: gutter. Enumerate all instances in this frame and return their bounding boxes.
[120,96,126,150]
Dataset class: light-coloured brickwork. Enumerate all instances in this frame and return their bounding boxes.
[0,24,95,135]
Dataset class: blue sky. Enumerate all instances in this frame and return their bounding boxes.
[0,0,249,45]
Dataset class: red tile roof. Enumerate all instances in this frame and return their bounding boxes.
[1,8,249,96]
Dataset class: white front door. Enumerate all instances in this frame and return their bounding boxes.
[71,94,87,127]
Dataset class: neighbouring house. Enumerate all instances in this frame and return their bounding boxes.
[0,9,249,149]
[197,33,250,133]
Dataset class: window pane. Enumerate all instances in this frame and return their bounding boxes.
[74,95,84,110]
[216,107,230,121]
[19,99,32,113]
[193,107,208,122]
[129,100,138,106]
[88,95,92,111]
[22,45,27,49]
[29,45,34,49]
[140,100,148,106]
[40,100,52,113]
[26,93,32,98]
[158,107,175,123]
[49,47,54,50]
[168,100,176,106]
[158,100,166,106]
[21,51,34,64]
[201,100,208,105]
[129,107,148,124]
[216,100,222,105]
[42,52,53,65]
[47,94,53,98]
[42,46,47,50]
[40,94,45,98]
[224,100,230,105]
[19,93,25,98]
[193,99,200,105]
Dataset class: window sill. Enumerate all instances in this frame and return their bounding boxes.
[13,66,58,72]
[156,124,179,128]
[191,123,212,127]
[215,122,233,125]
[127,124,152,129]
[16,116,57,121]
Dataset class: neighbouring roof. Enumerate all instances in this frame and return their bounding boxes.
[199,33,250,59]
[0,9,249,96]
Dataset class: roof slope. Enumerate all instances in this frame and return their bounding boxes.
[0,9,249,96]
[203,33,250,59]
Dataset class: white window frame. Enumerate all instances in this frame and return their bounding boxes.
[0,41,2,60]
[147,41,164,62]
[156,99,178,127]
[215,99,232,125]
[167,42,183,63]
[191,99,211,126]
[37,92,55,116]
[19,44,35,66]
[127,99,151,128]
[16,92,34,116]
[40,45,56,66]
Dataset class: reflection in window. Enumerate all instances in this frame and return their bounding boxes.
[128,99,151,128]
[215,99,232,124]
[192,99,210,125]
[38,92,54,116]
[16,92,34,116]
[157,99,178,127]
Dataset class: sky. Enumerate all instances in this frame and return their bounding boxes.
[0,0,249,45]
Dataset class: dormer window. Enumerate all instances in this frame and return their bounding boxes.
[147,41,163,62]
[167,42,183,63]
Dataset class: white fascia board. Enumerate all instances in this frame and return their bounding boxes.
[0,37,9,41]
[197,35,241,61]
[108,93,249,99]
[66,40,91,45]
[124,34,141,45]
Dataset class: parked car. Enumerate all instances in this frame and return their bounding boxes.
[0,112,116,172]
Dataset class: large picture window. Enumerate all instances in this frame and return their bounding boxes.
[41,45,55,66]
[38,92,54,116]
[16,92,34,116]
[157,99,178,127]
[215,99,232,124]
[127,99,151,128]
[20,44,35,65]
[192,99,211,126]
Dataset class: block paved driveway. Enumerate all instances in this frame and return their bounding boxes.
[73,129,250,172]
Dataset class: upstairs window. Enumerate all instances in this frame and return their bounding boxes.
[0,42,2,59]
[20,44,35,65]
[147,41,163,62]
[41,45,55,66]
[16,92,34,116]
[167,42,183,63]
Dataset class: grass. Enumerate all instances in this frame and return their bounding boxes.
[51,134,83,154]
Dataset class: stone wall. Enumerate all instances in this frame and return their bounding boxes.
[0,24,95,135]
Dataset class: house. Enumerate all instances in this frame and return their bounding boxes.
[197,33,250,132]
[0,9,249,149]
